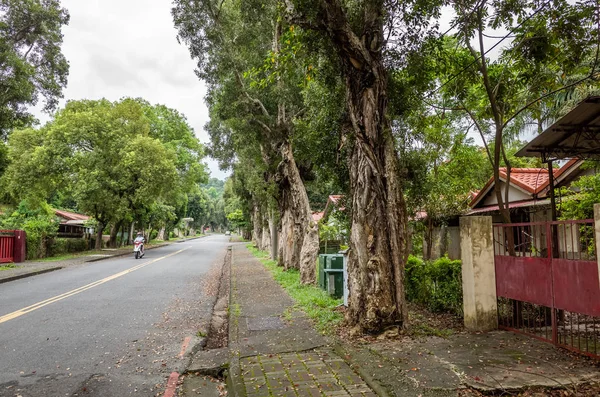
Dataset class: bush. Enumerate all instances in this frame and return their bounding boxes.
[405,255,463,316]
[0,200,59,260]
[48,238,89,257]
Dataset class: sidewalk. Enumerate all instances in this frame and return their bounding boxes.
[0,236,202,284]
[227,245,377,397]
[223,245,600,397]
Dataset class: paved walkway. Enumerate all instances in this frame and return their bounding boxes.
[227,245,376,397]
[223,245,600,397]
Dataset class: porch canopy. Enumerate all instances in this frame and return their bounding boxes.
[516,96,600,162]
[516,95,600,222]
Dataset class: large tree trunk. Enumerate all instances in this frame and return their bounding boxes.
[109,220,123,248]
[275,142,319,284]
[328,8,408,332]
[261,209,272,253]
[95,221,105,250]
[283,0,409,332]
[252,202,262,248]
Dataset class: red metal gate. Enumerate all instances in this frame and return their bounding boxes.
[0,231,15,263]
[494,220,600,359]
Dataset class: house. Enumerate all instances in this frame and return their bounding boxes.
[422,159,593,260]
[54,209,91,238]
[467,159,587,222]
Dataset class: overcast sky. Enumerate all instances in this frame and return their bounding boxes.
[31,0,230,180]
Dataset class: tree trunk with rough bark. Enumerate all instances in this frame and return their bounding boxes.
[276,142,319,284]
[252,202,263,248]
[261,210,272,253]
[109,220,123,248]
[283,0,409,333]
[95,221,105,250]
[313,1,408,332]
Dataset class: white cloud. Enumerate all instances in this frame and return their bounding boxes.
[31,0,230,180]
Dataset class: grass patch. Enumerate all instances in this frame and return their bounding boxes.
[409,323,454,338]
[0,263,17,271]
[246,243,343,334]
[35,251,102,262]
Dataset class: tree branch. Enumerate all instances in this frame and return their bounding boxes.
[459,100,494,168]
[503,3,600,129]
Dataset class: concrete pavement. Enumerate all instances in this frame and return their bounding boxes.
[0,235,227,397]
[224,244,376,397]
[205,244,600,397]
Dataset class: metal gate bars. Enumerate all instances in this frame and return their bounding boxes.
[0,231,15,263]
[493,220,600,359]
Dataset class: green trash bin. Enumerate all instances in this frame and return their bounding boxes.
[318,254,326,290]
[324,268,344,298]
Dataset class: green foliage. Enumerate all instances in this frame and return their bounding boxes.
[0,263,17,270]
[0,200,59,259]
[246,244,343,334]
[559,164,600,220]
[48,238,88,257]
[405,255,463,316]
[226,209,247,230]
[2,98,208,245]
[0,0,70,135]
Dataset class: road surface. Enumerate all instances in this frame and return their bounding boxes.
[0,235,230,397]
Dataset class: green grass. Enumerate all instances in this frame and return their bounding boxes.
[35,251,103,262]
[409,323,454,338]
[0,263,17,271]
[246,243,343,334]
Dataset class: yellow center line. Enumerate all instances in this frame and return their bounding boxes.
[0,247,190,325]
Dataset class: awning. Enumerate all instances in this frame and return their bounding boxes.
[516,96,600,161]
[467,198,551,215]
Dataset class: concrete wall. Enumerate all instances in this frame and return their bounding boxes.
[423,225,461,260]
[460,216,498,331]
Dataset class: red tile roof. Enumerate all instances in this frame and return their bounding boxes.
[312,212,324,222]
[470,159,580,208]
[54,209,90,221]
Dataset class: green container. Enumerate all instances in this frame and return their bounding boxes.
[324,268,344,299]
[318,254,326,290]
[326,254,344,269]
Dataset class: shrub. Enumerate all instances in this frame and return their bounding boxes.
[48,238,89,256]
[405,255,463,316]
[0,200,59,259]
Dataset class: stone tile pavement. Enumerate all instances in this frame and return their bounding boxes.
[225,244,377,397]
[241,350,375,397]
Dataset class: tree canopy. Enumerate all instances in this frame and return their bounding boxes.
[0,0,70,136]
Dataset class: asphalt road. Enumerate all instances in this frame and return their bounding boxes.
[0,235,230,397]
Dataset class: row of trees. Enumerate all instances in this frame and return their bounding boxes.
[172,0,599,333]
[0,1,230,253]
[1,97,215,248]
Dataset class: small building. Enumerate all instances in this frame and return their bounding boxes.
[467,159,587,222]
[54,209,91,238]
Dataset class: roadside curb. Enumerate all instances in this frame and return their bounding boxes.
[0,266,63,285]
[225,245,246,397]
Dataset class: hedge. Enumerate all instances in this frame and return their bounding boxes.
[405,255,463,316]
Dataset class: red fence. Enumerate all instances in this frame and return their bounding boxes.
[494,220,600,359]
[0,231,14,263]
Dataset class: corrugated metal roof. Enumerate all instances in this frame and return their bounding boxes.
[516,96,600,160]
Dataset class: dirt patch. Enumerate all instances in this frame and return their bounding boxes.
[336,302,464,344]
[205,248,230,350]
[459,381,600,396]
